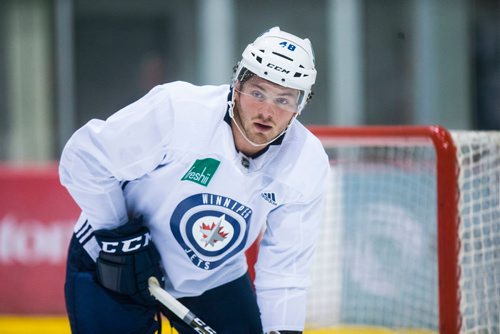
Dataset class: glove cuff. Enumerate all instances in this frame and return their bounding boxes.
[95,223,152,255]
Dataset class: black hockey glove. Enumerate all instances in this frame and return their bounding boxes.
[94,219,164,306]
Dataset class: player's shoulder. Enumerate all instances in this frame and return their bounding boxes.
[147,81,228,149]
[286,121,329,167]
[270,121,330,200]
[292,122,327,157]
[156,81,229,103]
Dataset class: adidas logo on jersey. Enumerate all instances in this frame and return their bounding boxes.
[261,192,277,206]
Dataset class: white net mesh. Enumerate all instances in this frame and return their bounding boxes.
[305,129,500,334]
[453,131,500,333]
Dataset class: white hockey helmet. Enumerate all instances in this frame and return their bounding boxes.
[233,27,317,114]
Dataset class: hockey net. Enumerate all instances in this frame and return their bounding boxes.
[305,126,500,334]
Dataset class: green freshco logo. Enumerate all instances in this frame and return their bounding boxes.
[181,158,220,187]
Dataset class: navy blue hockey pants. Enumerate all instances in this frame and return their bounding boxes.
[65,234,263,333]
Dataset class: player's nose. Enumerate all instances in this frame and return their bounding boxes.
[259,101,277,119]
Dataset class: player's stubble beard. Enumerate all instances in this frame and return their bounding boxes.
[232,101,292,148]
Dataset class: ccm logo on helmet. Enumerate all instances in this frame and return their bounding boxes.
[266,63,290,74]
[100,233,152,253]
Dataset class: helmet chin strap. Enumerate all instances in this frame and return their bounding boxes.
[228,100,297,148]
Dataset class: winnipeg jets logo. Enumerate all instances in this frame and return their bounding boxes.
[199,214,229,247]
[171,193,252,270]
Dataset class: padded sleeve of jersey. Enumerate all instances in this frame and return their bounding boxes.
[59,85,174,230]
[254,190,326,332]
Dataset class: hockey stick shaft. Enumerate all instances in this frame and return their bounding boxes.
[148,277,217,334]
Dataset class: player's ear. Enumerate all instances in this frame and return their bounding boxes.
[233,82,242,101]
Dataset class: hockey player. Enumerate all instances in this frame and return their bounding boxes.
[60,27,329,334]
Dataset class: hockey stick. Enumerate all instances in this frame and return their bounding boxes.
[148,277,217,334]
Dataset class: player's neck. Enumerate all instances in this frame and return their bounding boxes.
[230,120,267,157]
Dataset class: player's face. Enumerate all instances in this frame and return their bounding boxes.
[233,76,299,153]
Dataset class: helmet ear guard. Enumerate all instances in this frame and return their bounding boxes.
[232,27,317,114]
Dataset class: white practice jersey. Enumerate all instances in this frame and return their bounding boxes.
[59,81,330,331]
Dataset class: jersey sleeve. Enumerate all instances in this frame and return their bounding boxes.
[255,187,327,332]
[255,127,330,332]
[59,85,174,230]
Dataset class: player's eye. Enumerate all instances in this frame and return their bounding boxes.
[275,97,291,106]
[250,90,265,101]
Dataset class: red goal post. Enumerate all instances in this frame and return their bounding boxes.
[305,125,500,334]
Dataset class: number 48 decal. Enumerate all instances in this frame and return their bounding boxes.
[279,41,296,51]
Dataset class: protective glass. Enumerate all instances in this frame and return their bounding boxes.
[235,87,300,114]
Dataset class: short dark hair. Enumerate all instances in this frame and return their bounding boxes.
[233,65,255,89]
